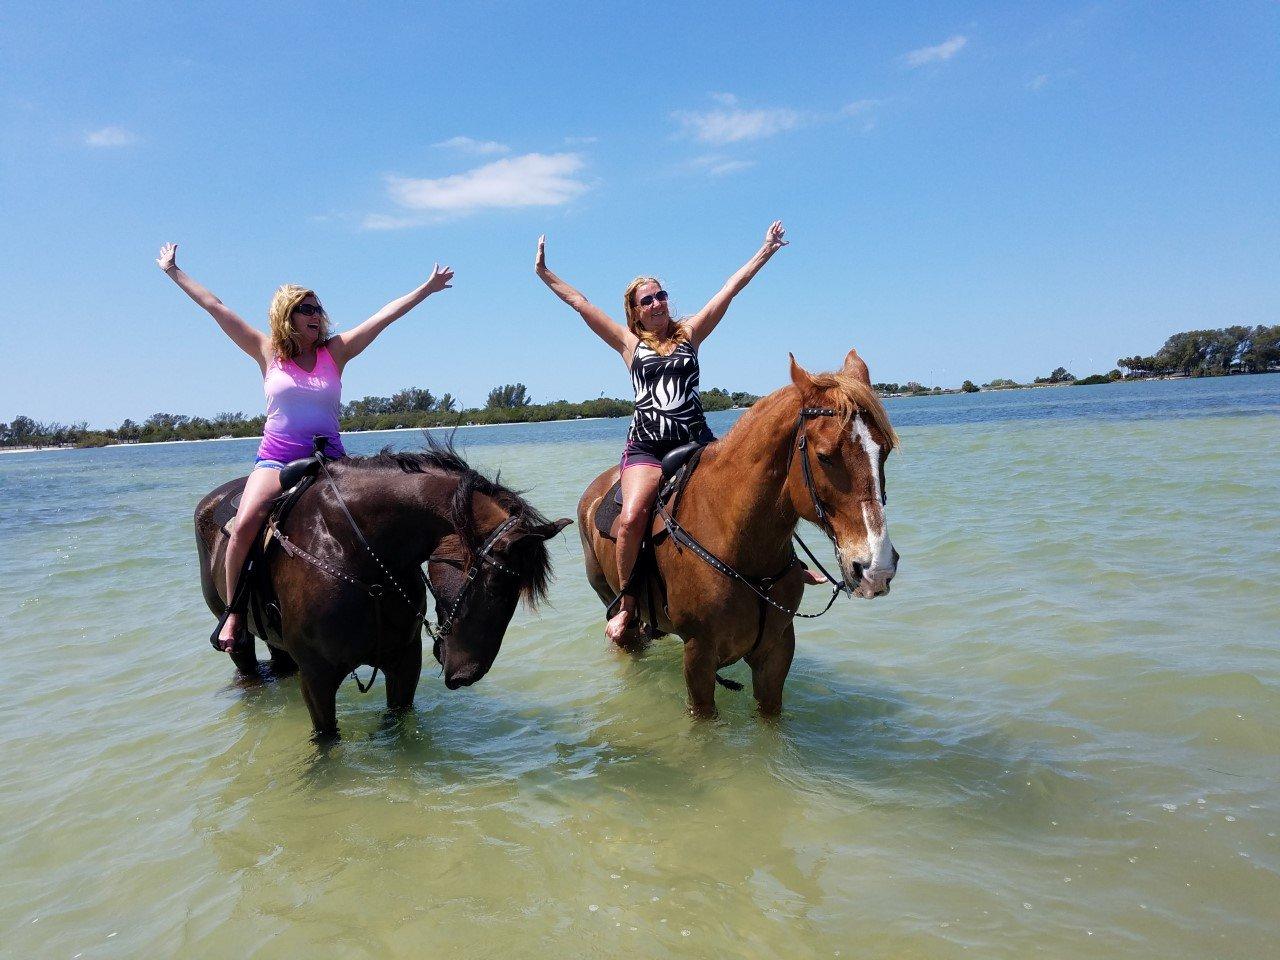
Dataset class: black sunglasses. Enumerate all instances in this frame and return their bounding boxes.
[637,290,668,307]
[293,303,324,317]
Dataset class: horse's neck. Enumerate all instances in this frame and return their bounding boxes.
[684,396,800,573]
[344,469,456,563]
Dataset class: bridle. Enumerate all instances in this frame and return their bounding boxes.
[422,514,520,662]
[273,460,522,690]
[655,404,882,623]
[792,405,889,593]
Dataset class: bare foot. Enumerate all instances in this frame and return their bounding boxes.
[802,567,828,586]
[605,606,633,644]
[218,612,243,652]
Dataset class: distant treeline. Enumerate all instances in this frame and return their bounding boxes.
[1,384,762,449]
[1116,324,1279,377]
[6,324,1276,449]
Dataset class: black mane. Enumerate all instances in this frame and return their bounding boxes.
[344,433,555,604]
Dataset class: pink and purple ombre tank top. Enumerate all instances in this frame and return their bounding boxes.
[255,345,347,463]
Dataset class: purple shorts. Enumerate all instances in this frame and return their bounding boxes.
[620,444,663,472]
[620,436,713,473]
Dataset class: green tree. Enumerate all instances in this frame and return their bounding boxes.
[486,383,530,409]
[961,380,979,393]
[7,415,36,446]
[701,387,733,412]
[390,387,436,413]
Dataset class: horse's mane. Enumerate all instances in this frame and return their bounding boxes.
[807,369,899,450]
[343,434,554,605]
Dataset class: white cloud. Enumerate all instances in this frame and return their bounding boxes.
[1028,74,1049,91]
[841,99,878,116]
[685,155,756,177]
[433,136,510,155]
[903,35,968,68]
[379,152,589,220]
[671,107,804,144]
[709,92,739,106]
[85,126,136,148]
[363,213,428,231]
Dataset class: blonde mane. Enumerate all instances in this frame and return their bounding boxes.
[808,369,899,450]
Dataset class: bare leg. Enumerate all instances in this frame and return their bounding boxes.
[218,467,282,651]
[682,637,718,718]
[608,465,661,644]
[747,623,796,718]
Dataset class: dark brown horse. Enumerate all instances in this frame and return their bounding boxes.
[578,348,899,718]
[195,441,571,738]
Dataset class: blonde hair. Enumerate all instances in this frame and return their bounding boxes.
[623,276,689,353]
[267,284,330,359]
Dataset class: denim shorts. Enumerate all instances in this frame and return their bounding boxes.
[253,457,288,471]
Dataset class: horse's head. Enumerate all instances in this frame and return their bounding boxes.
[427,494,571,689]
[786,349,900,599]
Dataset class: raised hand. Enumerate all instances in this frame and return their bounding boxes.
[763,220,788,254]
[424,263,454,295]
[535,234,547,274]
[156,242,178,273]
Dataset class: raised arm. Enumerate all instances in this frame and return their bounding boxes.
[157,243,268,366]
[685,220,788,348]
[535,235,634,357]
[327,264,454,369]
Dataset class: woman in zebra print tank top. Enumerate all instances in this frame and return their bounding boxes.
[536,221,789,643]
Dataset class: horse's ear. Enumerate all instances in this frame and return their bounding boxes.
[525,518,572,541]
[842,348,871,386]
[789,353,815,392]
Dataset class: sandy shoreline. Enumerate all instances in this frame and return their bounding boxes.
[0,417,616,455]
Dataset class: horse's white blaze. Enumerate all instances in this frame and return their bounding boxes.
[852,414,894,574]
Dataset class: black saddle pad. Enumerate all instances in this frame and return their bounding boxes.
[211,489,244,531]
[594,480,624,539]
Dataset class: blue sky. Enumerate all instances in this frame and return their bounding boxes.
[2,2,1277,426]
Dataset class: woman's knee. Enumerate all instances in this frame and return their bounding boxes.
[230,502,272,543]
[619,501,654,530]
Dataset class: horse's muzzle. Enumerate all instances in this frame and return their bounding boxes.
[444,665,483,690]
[846,549,897,599]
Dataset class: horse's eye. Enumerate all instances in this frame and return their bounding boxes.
[816,452,835,467]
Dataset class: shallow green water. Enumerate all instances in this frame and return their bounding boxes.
[2,381,1278,959]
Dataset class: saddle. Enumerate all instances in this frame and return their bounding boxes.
[208,444,330,652]
[593,442,704,540]
[594,442,707,641]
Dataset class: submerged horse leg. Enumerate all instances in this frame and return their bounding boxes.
[297,656,345,740]
[682,637,718,718]
[746,622,796,718]
[383,640,422,715]
[228,636,262,678]
[265,643,298,677]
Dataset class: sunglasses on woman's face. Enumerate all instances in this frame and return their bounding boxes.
[293,303,324,317]
[637,290,668,307]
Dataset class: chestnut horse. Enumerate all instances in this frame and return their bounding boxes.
[578,348,899,717]
[195,441,571,739]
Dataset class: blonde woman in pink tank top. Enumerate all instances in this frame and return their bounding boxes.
[157,242,454,653]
